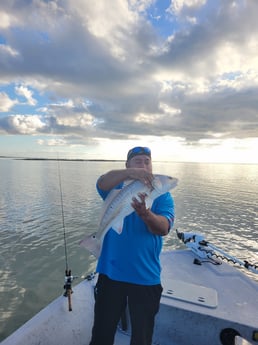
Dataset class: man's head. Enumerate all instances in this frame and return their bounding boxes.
[126,146,152,171]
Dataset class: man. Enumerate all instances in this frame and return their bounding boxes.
[89,146,175,345]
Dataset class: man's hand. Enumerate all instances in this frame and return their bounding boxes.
[131,193,149,217]
[127,168,153,188]
[131,192,170,236]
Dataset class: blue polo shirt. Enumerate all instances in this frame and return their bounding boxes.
[96,182,175,285]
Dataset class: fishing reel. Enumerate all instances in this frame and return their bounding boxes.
[63,269,77,311]
[63,270,74,295]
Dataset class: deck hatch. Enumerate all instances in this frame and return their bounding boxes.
[162,279,218,308]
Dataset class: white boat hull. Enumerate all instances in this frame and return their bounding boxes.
[1,249,258,345]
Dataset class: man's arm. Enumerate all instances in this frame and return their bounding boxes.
[132,193,173,236]
[141,210,170,236]
[97,168,153,191]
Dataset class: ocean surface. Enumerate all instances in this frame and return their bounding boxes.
[0,158,258,341]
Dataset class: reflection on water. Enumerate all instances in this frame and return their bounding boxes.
[0,159,257,341]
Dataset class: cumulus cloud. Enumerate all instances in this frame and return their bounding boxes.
[5,115,46,134]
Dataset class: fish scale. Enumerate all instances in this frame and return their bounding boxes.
[98,179,150,236]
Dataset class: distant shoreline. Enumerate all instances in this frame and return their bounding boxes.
[0,156,123,162]
[0,156,256,165]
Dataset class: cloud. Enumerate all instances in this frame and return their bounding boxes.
[0,92,17,111]
[2,114,46,134]
[15,85,37,106]
[37,138,67,147]
[167,0,207,19]
[0,0,258,153]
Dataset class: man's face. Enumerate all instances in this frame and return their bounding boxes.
[126,154,152,173]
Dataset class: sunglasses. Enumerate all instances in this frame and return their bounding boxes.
[127,146,151,161]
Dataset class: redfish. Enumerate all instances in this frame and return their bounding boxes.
[80,174,178,258]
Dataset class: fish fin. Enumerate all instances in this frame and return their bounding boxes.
[79,232,102,258]
[145,197,154,209]
[111,218,124,234]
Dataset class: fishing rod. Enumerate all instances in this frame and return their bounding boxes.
[176,229,258,274]
[57,158,76,311]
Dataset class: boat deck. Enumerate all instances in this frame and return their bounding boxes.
[153,250,258,345]
[1,249,257,345]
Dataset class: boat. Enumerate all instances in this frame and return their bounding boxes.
[1,231,258,345]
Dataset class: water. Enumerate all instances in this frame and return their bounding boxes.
[0,159,257,341]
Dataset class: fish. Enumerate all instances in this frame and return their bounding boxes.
[79,174,178,258]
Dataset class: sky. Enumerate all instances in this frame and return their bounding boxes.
[0,0,258,163]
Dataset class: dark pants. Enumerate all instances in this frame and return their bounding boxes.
[89,274,163,345]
